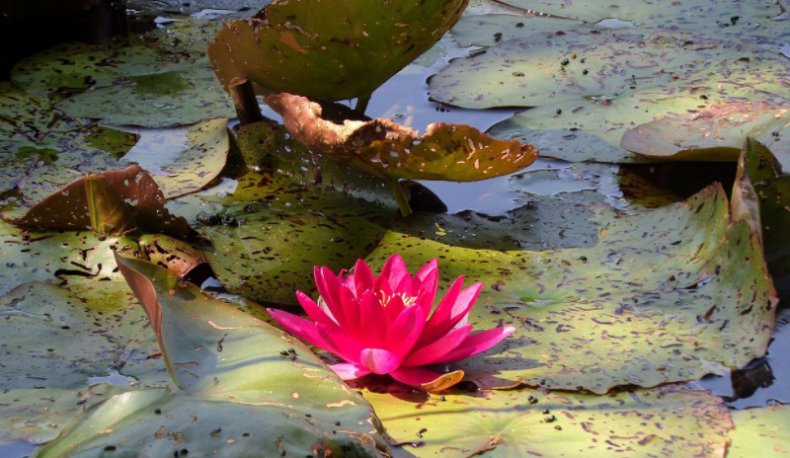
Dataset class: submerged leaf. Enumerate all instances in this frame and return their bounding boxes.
[9,165,195,238]
[265,93,538,181]
[208,0,469,100]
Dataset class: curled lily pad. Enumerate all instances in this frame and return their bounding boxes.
[139,234,208,279]
[265,93,538,181]
[362,172,777,392]
[364,385,730,456]
[622,102,789,167]
[737,138,790,299]
[8,165,195,238]
[208,0,469,100]
[35,256,389,457]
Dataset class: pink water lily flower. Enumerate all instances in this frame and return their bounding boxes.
[268,254,514,391]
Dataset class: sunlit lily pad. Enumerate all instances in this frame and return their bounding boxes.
[362,172,777,392]
[451,13,588,48]
[35,256,389,456]
[728,405,790,456]
[9,165,195,237]
[0,282,164,444]
[622,102,789,167]
[139,234,208,278]
[364,385,730,456]
[429,28,789,110]
[265,93,538,181]
[121,118,230,199]
[198,172,390,305]
[208,0,469,100]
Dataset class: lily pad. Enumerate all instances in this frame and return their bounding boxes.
[9,165,196,238]
[0,83,137,197]
[121,118,230,199]
[208,0,469,100]
[728,406,790,456]
[35,256,389,456]
[362,174,777,392]
[738,138,790,299]
[429,28,789,110]
[451,13,589,48]
[139,234,208,279]
[364,385,730,457]
[265,93,538,181]
[0,282,164,444]
[11,24,235,127]
[198,172,390,305]
[622,102,789,168]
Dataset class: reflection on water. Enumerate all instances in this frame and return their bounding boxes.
[0,441,37,458]
[696,308,790,408]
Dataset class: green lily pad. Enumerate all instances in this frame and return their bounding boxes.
[451,13,589,48]
[430,28,789,110]
[198,172,390,305]
[121,118,230,199]
[738,138,790,299]
[622,102,789,168]
[361,171,777,393]
[11,23,235,127]
[35,256,389,456]
[208,0,469,100]
[485,0,789,44]
[0,83,137,198]
[0,281,165,444]
[728,405,790,456]
[265,93,538,181]
[234,120,396,209]
[364,385,730,456]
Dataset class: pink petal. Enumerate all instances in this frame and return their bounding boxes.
[415,259,439,303]
[389,367,445,388]
[314,267,349,328]
[267,308,333,353]
[357,290,386,347]
[296,291,335,326]
[350,259,375,295]
[433,326,515,364]
[338,284,361,336]
[402,325,473,367]
[379,254,410,291]
[385,304,426,358]
[421,281,482,345]
[359,348,401,374]
[316,323,365,365]
[330,363,370,381]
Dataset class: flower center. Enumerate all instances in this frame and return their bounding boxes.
[377,291,418,308]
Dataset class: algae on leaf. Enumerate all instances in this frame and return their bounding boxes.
[365,385,731,457]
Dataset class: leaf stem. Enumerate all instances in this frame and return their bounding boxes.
[389,178,413,217]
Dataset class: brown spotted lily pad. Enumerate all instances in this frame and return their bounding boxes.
[9,165,195,238]
[622,101,790,166]
[264,93,538,181]
[208,0,469,100]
